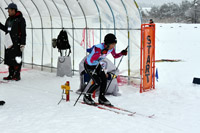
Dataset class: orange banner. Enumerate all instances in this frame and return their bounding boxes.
[140,24,155,93]
[143,27,153,89]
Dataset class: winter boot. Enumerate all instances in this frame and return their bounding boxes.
[3,75,13,80]
[12,65,21,81]
[98,95,113,106]
[3,66,14,80]
[83,94,97,106]
[12,75,21,81]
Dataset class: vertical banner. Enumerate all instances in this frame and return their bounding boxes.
[140,24,155,93]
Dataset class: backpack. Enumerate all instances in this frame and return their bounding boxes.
[56,30,71,56]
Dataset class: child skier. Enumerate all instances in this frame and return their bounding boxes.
[83,33,127,106]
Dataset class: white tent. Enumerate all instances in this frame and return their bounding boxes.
[0,0,141,82]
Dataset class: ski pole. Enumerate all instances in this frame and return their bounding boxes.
[105,46,128,93]
[74,62,101,106]
[105,56,124,93]
[57,89,65,105]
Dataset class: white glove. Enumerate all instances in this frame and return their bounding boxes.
[15,56,22,64]
[20,45,25,52]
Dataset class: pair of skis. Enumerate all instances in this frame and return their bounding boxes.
[81,102,155,118]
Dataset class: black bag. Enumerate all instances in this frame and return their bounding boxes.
[57,30,70,50]
[56,29,71,56]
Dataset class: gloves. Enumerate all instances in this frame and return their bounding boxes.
[101,48,108,55]
[121,49,127,56]
[107,73,117,80]
[20,45,25,52]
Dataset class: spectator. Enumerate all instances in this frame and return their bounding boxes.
[0,3,26,81]
[149,19,154,24]
[149,19,154,27]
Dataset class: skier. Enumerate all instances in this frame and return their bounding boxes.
[0,3,26,81]
[83,33,127,106]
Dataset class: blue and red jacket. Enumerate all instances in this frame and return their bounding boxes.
[85,43,122,66]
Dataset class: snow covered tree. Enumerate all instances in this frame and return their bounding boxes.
[145,0,200,23]
[185,0,200,23]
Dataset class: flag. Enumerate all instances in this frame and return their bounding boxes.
[155,68,158,82]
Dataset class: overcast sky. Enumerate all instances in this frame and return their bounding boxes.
[138,0,194,6]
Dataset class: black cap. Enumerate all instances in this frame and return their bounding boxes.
[5,3,18,10]
[104,33,117,46]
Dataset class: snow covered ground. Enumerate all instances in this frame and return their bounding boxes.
[1,23,200,133]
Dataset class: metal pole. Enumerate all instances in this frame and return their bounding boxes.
[104,44,128,93]
[134,0,142,24]
[0,3,7,19]
[43,0,53,72]
[3,0,8,5]
[52,0,63,28]
[63,0,75,75]
[77,0,88,56]
[31,0,44,71]
[93,0,102,43]
[121,0,131,84]
[105,0,116,65]
[152,24,156,89]
[26,27,140,30]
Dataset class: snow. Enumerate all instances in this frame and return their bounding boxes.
[1,23,200,133]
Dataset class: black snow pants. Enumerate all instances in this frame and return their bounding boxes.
[84,62,107,96]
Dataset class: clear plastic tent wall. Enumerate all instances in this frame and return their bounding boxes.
[0,0,141,82]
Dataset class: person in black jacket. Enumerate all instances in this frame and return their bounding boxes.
[149,19,154,24]
[149,19,154,27]
[0,3,26,81]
